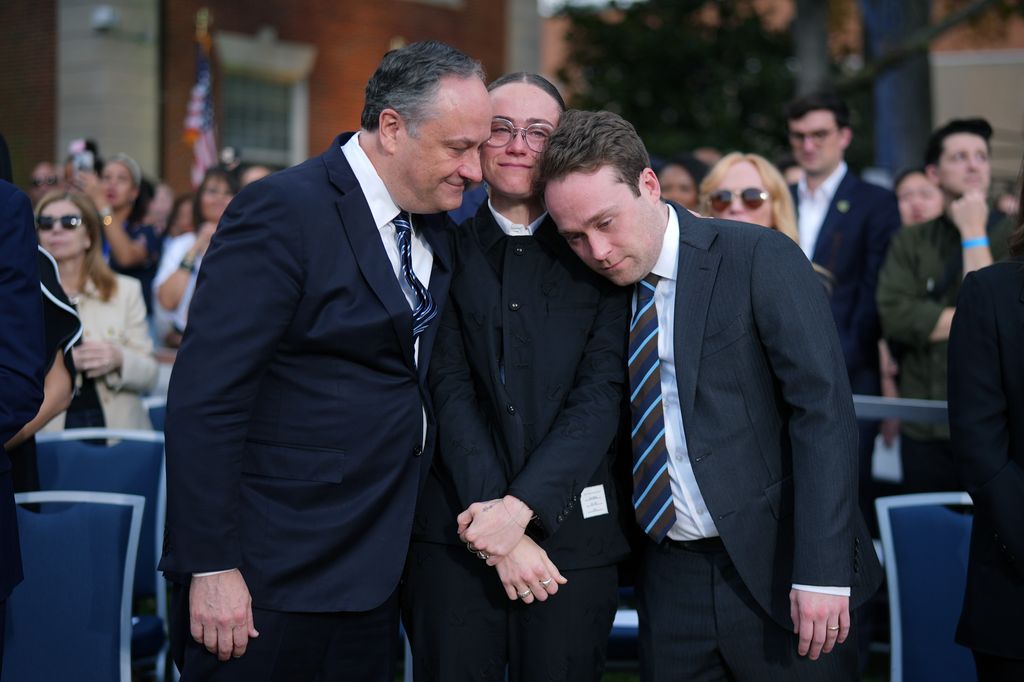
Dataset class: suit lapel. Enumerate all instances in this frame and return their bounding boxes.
[811,170,855,266]
[672,207,721,424]
[324,137,416,367]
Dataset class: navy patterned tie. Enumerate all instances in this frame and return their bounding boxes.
[629,273,676,541]
[393,213,437,338]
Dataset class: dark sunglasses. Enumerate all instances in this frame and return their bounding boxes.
[708,188,770,213]
[36,215,84,230]
[30,175,59,188]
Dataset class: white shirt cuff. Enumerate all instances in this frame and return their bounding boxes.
[791,584,851,597]
[193,569,234,577]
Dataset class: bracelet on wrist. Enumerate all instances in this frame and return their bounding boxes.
[962,236,989,249]
[179,253,197,272]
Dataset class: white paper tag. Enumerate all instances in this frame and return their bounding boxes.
[580,484,609,519]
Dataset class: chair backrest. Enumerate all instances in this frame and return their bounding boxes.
[35,429,165,606]
[142,396,167,432]
[3,491,144,682]
[876,492,976,682]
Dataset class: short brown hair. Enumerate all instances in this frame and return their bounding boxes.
[537,109,650,197]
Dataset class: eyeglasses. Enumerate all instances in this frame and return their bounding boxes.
[30,175,59,188]
[485,118,553,153]
[708,188,770,213]
[788,128,837,146]
[36,215,84,230]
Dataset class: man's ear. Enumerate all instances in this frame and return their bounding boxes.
[639,167,661,203]
[925,164,940,184]
[837,126,853,152]
[377,108,403,154]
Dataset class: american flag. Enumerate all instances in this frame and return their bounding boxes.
[184,38,217,189]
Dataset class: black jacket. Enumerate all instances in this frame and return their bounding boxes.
[412,204,633,570]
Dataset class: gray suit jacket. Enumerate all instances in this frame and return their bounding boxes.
[670,204,882,628]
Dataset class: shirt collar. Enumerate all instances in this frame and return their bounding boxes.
[650,203,680,282]
[798,160,848,203]
[487,199,547,236]
[340,132,403,229]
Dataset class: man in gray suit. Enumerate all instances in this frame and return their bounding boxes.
[539,110,882,681]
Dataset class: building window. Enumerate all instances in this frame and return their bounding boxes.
[214,27,316,168]
[222,75,292,166]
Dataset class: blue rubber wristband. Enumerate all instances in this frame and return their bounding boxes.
[962,236,989,249]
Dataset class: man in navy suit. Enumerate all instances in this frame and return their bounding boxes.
[159,41,492,681]
[0,178,46,668]
[785,93,900,526]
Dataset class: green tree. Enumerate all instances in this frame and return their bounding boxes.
[558,0,799,161]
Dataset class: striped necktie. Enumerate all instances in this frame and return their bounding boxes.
[629,273,676,541]
[393,213,437,338]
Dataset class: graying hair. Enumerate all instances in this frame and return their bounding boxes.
[360,40,485,134]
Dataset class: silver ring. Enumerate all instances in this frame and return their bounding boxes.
[539,578,552,587]
[466,543,477,553]
[827,625,840,632]
[517,589,532,599]
[477,551,489,560]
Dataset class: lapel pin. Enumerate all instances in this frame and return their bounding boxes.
[837,200,850,214]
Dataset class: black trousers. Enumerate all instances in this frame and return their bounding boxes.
[900,434,959,494]
[637,537,859,682]
[974,651,1024,682]
[401,541,618,682]
[171,581,399,682]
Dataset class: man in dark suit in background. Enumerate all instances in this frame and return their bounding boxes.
[159,41,492,681]
[0,176,46,669]
[540,110,882,681]
[785,92,901,526]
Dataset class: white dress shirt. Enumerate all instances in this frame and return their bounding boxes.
[796,161,847,259]
[640,204,849,596]
[488,199,547,237]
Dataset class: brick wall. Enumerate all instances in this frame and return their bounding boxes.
[162,0,506,193]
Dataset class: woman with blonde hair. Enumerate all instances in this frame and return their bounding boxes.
[34,191,157,432]
[700,152,835,293]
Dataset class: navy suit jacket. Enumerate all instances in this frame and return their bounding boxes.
[948,258,1024,658]
[0,180,45,600]
[790,172,900,393]
[160,135,454,613]
[666,206,881,628]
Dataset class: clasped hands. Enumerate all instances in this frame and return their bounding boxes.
[458,495,567,604]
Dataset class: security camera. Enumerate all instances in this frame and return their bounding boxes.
[91,5,121,33]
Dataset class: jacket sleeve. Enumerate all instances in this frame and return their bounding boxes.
[161,181,304,573]
[751,229,859,586]
[504,283,629,536]
[948,270,1024,579]
[0,186,45,444]
[428,297,510,510]
[877,226,945,348]
[103,277,158,394]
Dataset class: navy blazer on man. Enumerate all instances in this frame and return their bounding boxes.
[160,135,454,613]
[0,180,46,601]
[791,172,900,393]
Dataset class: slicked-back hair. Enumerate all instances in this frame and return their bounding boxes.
[924,117,993,168]
[537,110,650,197]
[360,40,485,134]
[784,91,851,129]
[487,72,566,112]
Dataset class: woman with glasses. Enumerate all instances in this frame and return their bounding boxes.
[34,191,157,433]
[155,167,238,338]
[402,73,631,682]
[700,152,836,295]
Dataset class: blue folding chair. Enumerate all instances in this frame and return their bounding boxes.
[3,491,144,682]
[876,492,976,682]
[143,395,167,432]
[36,428,169,681]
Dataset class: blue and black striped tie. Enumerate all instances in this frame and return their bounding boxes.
[629,273,676,541]
[393,213,437,338]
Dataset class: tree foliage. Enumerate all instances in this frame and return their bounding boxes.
[557,0,800,161]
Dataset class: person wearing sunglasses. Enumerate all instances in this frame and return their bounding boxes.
[26,161,60,207]
[34,191,157,435]
[403,74,631,682]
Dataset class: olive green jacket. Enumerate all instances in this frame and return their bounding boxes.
[877,212,1013,440]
